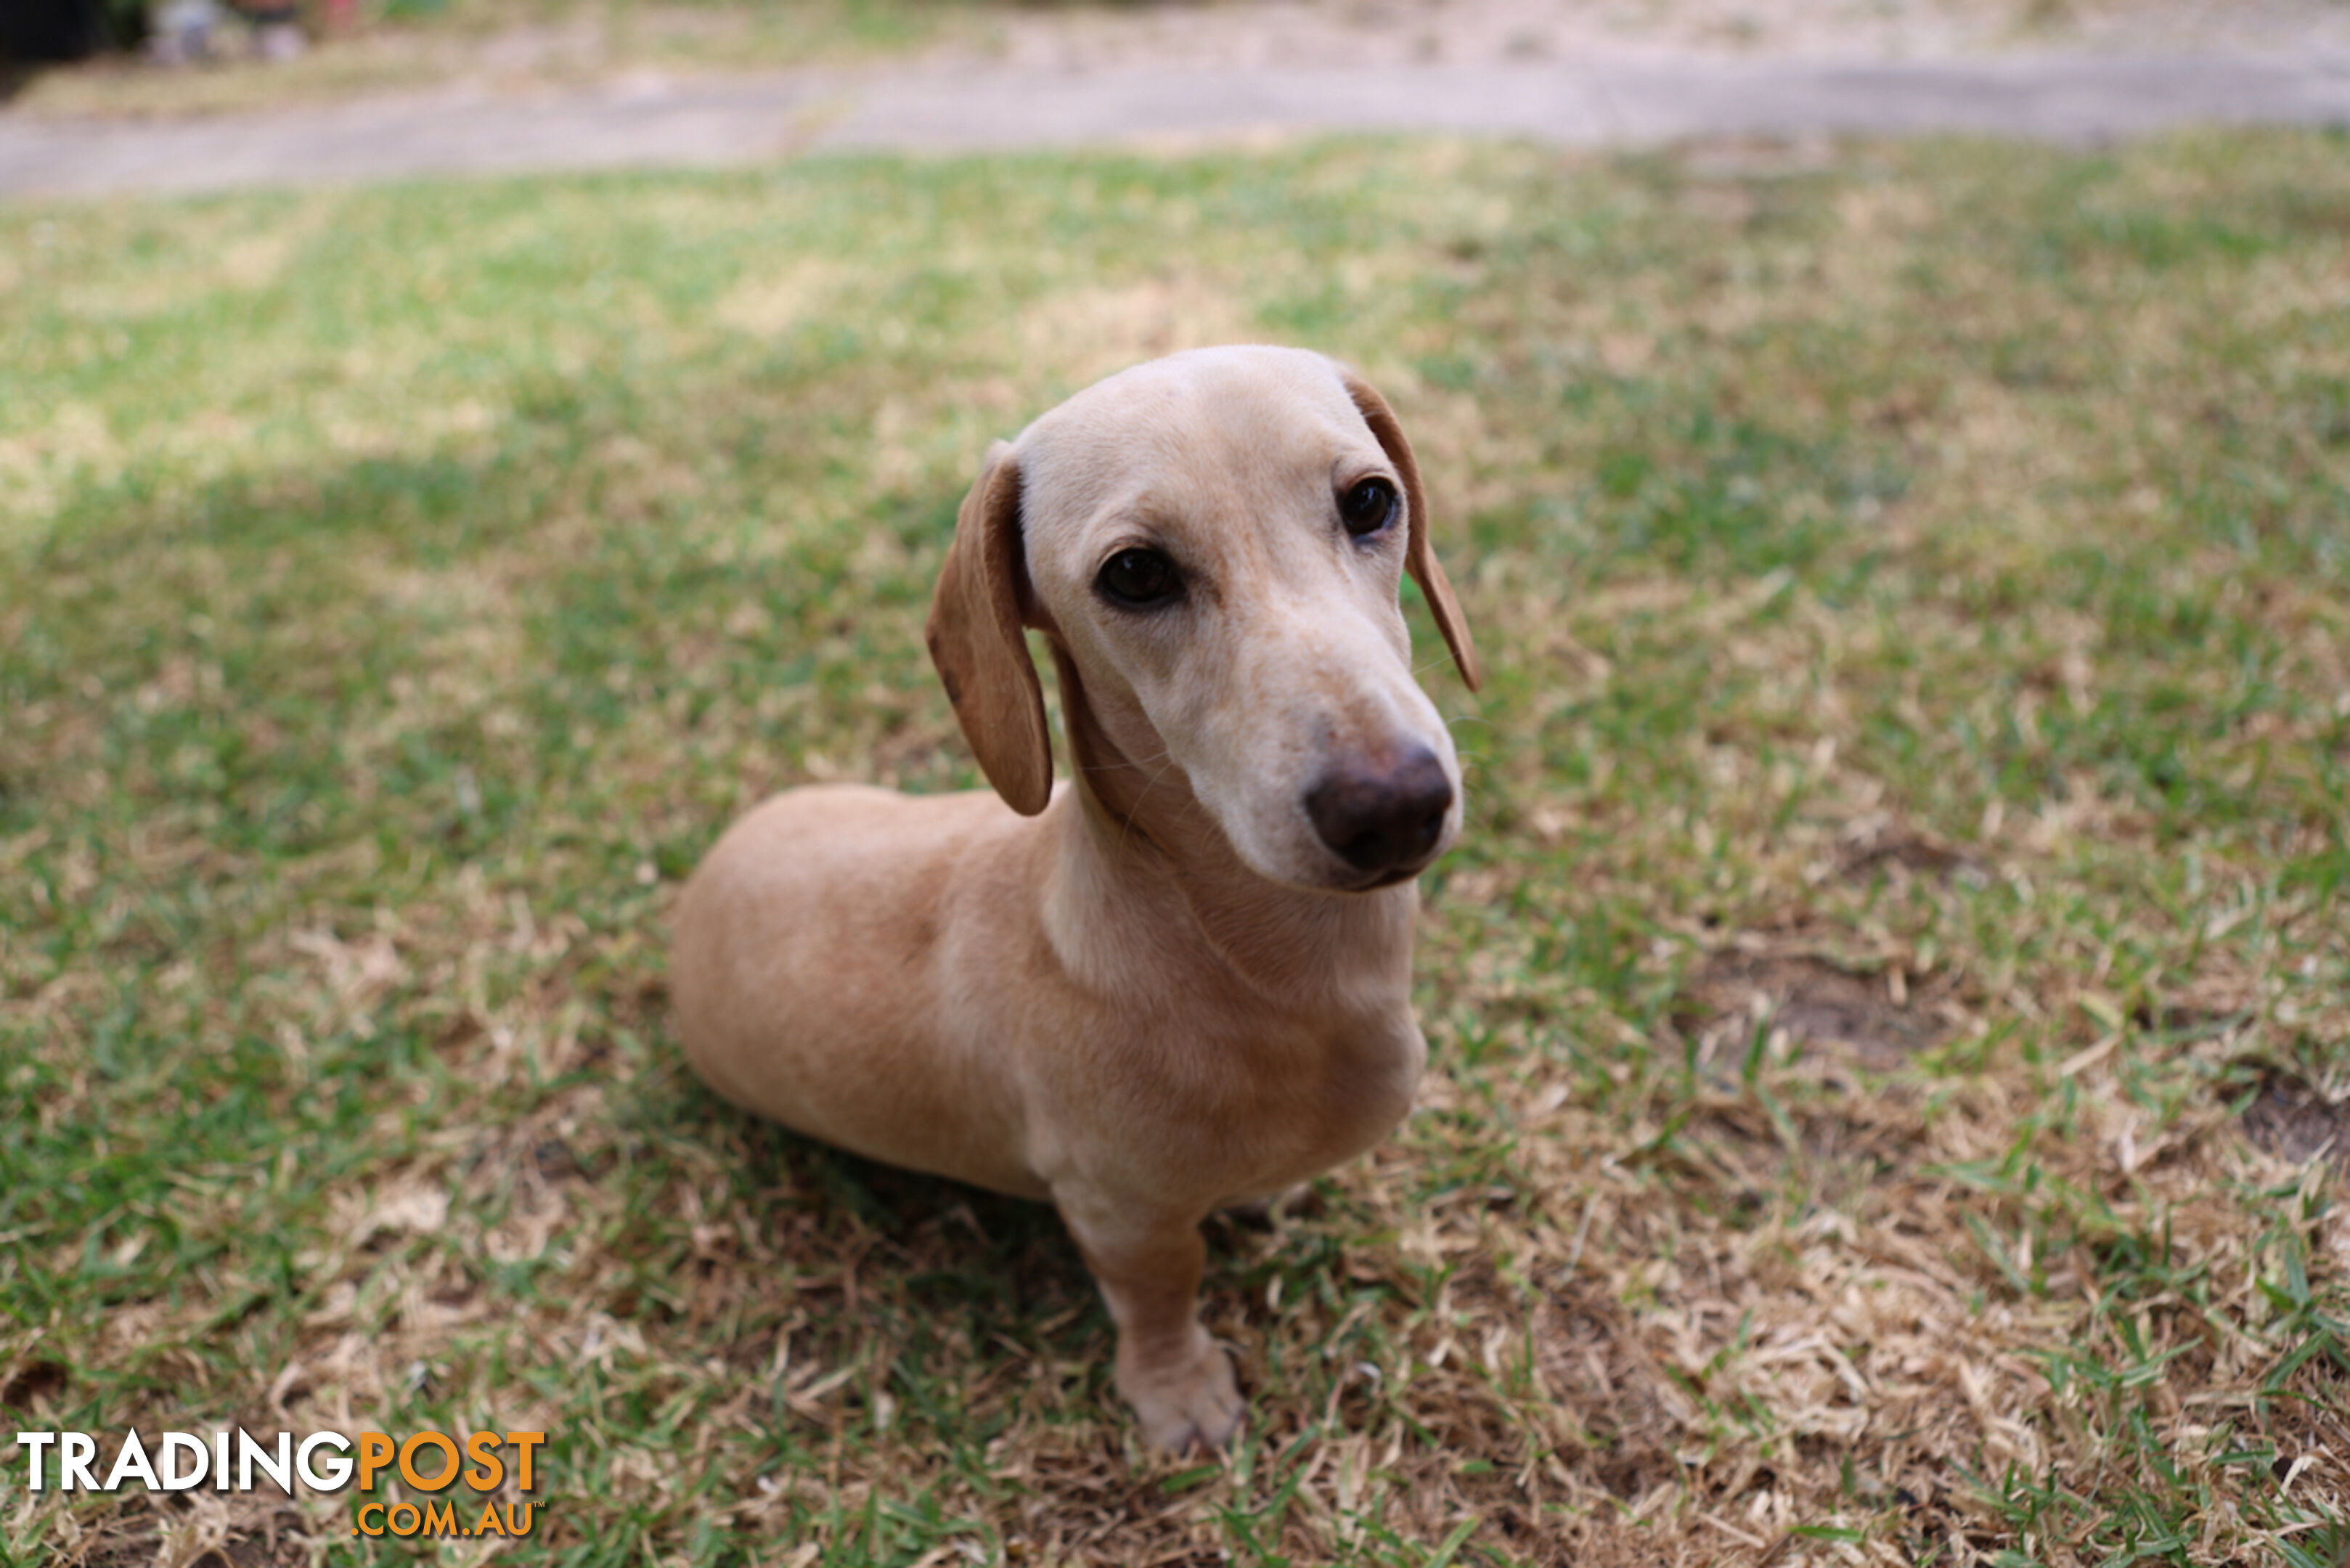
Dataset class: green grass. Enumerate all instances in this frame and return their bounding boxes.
[2,132,2349,1565]
[13,0,981,120]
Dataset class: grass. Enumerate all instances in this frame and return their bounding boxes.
[1,129,2347,1565]
[7,0,981,120]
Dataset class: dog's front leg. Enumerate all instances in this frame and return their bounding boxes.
[1056,1188,1243,1453]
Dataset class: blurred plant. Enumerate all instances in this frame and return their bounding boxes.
[105,0,148,46]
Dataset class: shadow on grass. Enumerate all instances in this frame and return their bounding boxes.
[733,1102,1090,1310]
[640,1076,1137,1453]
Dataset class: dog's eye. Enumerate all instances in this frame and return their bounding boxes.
[1339,477,1398,539]
[1098,548,1183,608]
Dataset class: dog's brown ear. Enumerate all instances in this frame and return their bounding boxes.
[1341,370,1482,692]
[927,441,1053,815]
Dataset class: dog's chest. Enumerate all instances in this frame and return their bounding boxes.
[1318,1011,1427,1146]
[1214,1008,1427,1197]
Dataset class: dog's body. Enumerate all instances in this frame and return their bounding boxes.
[672,346,1477,1451]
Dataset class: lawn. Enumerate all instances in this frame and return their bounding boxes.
[9,0,977,120]
[1,131,2347,1566]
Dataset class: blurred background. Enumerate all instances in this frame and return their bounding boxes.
[6,0,2349,121]
[4,2,2348,1566]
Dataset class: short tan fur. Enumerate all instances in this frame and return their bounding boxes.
[672,346,1478,1451]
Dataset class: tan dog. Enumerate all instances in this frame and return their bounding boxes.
[672,346,1479,1452]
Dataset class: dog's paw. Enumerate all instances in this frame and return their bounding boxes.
[1119,1333,1243,1454]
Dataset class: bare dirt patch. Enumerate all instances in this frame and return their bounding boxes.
[2243,1074,2350,1171]
[0,1355,68,1413]
[1676,949,1954,1069]
[1827,814,1986,888]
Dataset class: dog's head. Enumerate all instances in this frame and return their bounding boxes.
[927,346,1479,893]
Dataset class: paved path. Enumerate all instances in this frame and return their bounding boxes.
[5,51,2349,198]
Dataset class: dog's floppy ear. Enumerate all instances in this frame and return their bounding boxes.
[927,440,1053,815]
[1339,369,1482,692]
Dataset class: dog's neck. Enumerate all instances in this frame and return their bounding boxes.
[1042,645,1416,1010]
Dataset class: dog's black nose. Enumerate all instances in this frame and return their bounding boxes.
[1305,748,1453,877]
